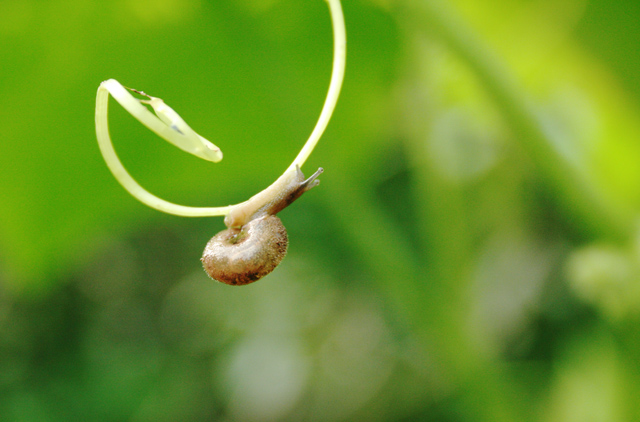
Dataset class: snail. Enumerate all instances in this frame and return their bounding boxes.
[201,166,323,285]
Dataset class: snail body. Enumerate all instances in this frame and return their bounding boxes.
[201,166,323,285]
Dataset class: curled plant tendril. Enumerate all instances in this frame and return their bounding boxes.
[94,0,346,284]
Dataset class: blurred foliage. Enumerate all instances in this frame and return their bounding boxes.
[1,0,640,421]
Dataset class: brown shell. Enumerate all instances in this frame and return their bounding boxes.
[201,215,288,285]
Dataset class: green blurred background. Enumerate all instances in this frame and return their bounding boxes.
[2,0,640,420]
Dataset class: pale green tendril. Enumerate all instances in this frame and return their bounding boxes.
[95,0,346,218]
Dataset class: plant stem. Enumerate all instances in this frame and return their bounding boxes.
[288,0,346,171]
[95,0,346,218]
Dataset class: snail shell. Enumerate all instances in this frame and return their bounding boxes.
[201,166,322,285]
[201,215,288,285]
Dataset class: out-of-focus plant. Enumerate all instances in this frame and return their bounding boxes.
[1,0,640,421]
